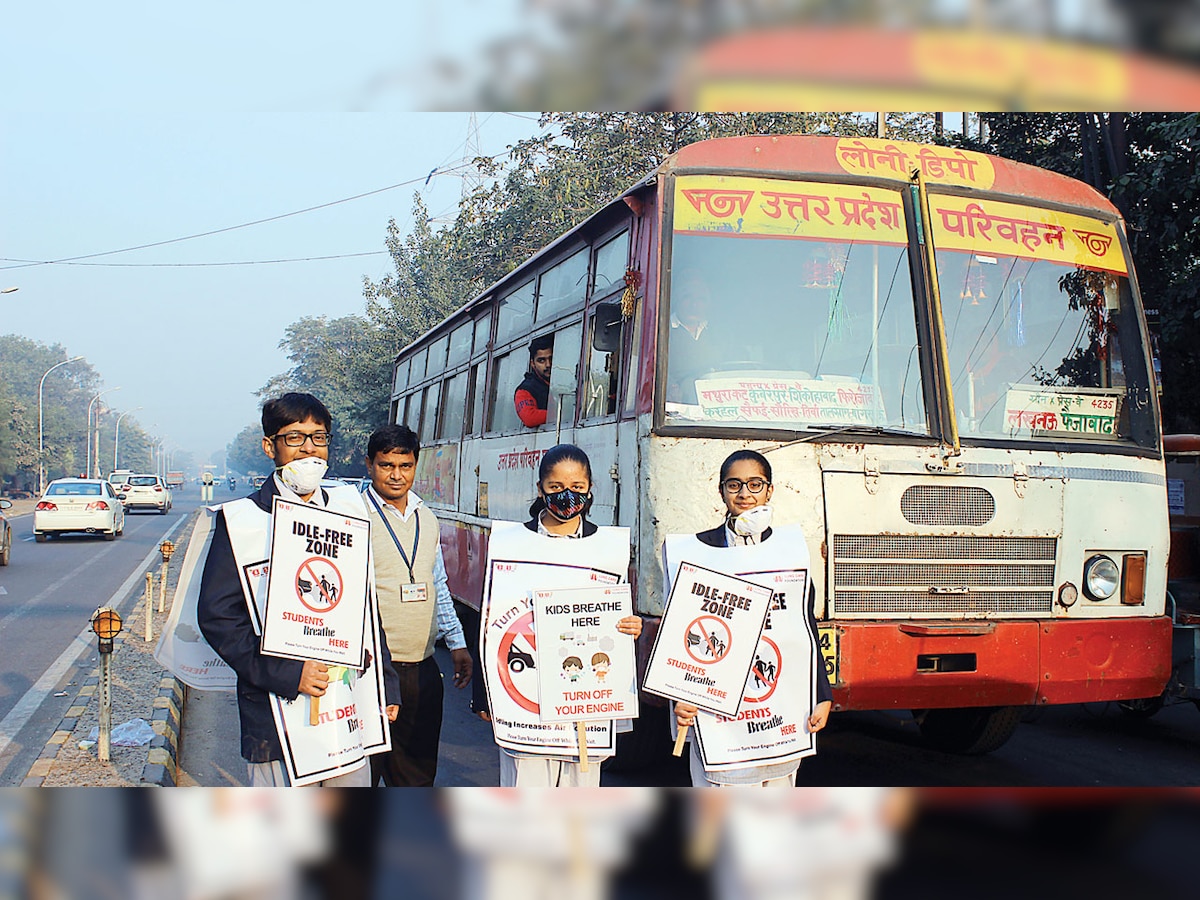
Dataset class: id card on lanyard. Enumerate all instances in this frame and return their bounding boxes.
[369,493,428,602]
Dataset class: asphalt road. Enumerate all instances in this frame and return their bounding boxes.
[181,643,1200,787]
[0,487,201,785]
[9,479,1200,786]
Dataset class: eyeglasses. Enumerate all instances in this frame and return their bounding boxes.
[721,478,769,494]
[272,431,332,447]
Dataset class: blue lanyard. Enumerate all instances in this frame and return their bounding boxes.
[368,493,420,583]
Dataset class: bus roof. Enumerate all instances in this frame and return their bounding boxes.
[676,26,1200,110]
[667,133,1118,215]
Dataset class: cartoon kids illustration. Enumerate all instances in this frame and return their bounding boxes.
[562,656,584,682]
[591,652,610,682]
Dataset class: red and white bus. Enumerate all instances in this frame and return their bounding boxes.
[391,134,1171,757]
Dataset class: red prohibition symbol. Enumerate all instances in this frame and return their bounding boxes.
[684,615,732,665]
[744,635,782,704]
[495,610,540,714]
[296,556,343,614]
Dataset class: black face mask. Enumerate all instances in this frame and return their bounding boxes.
[543,488,589,521]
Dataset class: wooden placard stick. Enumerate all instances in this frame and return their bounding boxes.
[577,721,589,772]
[673,723,689,757]
[310,695,320,726]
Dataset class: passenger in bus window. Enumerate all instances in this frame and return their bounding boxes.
[664,449,833,786]
[514,334,554,426]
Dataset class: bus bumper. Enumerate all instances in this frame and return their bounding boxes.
[826,616,1173,710]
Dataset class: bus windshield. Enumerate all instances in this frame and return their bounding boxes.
[665,177,927,434]
[930,195,1156,448]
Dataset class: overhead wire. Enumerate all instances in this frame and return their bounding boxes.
[0,130,536,272]
[0,251,389,268]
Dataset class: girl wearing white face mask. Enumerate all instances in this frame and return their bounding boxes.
[665,450,833,787]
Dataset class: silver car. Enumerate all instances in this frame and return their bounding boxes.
[34,478,126,541]
[119,473,172,514]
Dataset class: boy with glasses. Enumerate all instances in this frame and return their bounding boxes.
[198,392,401,786]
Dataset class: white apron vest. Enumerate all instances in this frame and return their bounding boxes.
[662,523,818,773]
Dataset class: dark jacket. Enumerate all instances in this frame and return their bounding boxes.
[695,523,832,704]
[523,516,599,537]
[514,370,550,426]
[197,478,401,762]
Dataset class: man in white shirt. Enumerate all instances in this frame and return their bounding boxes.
[364,424,473,786]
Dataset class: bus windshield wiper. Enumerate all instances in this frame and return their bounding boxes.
[796,423,930,440]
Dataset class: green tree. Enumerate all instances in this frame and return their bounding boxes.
[258,315,392,475]
[0,336,100,491]
[226,423,269,476]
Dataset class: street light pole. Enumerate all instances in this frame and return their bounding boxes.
[38,356,84,493]
[112,407,143,473]
[86,387,120,479]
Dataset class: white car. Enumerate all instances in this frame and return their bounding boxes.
[34,478,125,542]
[120,473,172,514]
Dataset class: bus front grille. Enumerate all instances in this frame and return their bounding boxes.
[831,534,1057,616]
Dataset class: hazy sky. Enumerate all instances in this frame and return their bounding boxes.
[1,5,540,465]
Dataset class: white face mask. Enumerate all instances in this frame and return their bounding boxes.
[730,504,773,538]
[278,457,328,495]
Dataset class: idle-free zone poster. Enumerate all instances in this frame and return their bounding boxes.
[260,499,370,667]
[642,562,774,718]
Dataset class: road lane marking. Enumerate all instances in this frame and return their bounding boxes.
[0,542,126,630]
[0,515,188,761]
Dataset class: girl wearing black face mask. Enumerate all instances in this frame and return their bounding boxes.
[477,443,642,787]
[526,443,598,537]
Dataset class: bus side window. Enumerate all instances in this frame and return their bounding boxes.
[466,362,485,436]
[549,322,583,427]
[403,393,419,433]
[489,351,527,433]
[584,302,622,418]
[441,371,469,441]
[420,382,442,444]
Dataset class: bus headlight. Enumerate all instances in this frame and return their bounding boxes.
[1083,555,1120,601]
[1057,583,1078,608]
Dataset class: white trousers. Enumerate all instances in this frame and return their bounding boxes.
[498,750,602,787]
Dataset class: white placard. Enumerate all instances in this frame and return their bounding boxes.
[480,521,630,757]
[532,584,639,724]
[1003,385,1120,436]
[260,498,370,667]
[642,561,775,718]
[268,601,391,786]
[693,569,817,770]
[662,526,820,771]
[694,376,886,426]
